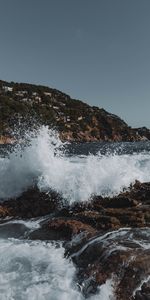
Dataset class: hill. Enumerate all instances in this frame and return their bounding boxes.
[0,79,150,143]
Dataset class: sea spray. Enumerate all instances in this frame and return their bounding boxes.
[0,236,115,300]
[0,126,150,202]
[0,239,81,300]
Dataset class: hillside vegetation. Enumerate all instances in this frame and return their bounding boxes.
[0,80,150,143]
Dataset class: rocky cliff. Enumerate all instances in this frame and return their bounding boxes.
[0,79,149,142]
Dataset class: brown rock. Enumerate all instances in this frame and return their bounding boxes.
[44,218,97,240]
[0,187,63,218]
[0,205,12,217]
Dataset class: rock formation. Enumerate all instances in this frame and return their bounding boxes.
[0,181,150,299]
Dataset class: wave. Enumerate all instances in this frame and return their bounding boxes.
[0,126,150,202]
[0,236,114,300]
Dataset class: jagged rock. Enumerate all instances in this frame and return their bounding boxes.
[0,182,150,230]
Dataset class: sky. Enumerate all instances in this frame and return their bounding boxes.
[0,0,150,128]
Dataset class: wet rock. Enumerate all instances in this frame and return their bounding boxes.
[74,210,121,230]
[134,280,150,300]
[125,181,150,205]
[43,218,97,240]
[105,196,138,208]
[0,181,149,300]
[92,195,138,208]
[0,181,150,230]
[0,205,13,218]
[116,254,150,300]
[142,281,150,294]
[0,187,63,218]
[66,228,150,299]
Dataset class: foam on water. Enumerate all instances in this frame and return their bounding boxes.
[0,126,150,202]
[0,238,115,300]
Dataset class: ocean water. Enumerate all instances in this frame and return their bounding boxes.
[0,126,150,299]
[1,126,150,202]
[0,228,115,300]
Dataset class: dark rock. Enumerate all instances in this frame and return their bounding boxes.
[0,187,63,218]
[42,218,97,240]
[105,196,138,208]
[142,281,150,294]
[0,180,150,300]
[0,181,150,230]
[66,229,150,300]
[134,280,150,300]
[125,181,150,205]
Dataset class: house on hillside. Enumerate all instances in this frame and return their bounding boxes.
[44,92,52,97]
[32,92,38,96]
[64,116,71,122]
[34,96,42,103]
[15,91,28,96]
[78,116,83,121]
[53,106,59,110]
[3,86,13,92]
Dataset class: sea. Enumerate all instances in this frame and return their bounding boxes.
[0,126,149,300]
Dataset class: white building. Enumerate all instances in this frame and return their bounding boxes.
[15,91,28,96]
[35,96,41,102]
[64,116,71,122]
[53,106,59,110]
[3,86,13,92]
[44,92,52,97]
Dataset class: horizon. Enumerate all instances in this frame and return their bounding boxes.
[1,0,150,128]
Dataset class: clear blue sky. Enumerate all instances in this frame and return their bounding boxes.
[0,0,150,128]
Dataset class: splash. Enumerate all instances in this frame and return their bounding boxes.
[0,236,115,300]
[0,239,81,300]
[0,126,150,202]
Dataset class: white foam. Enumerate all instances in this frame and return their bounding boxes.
[97,279,115,300]
[0,238,115,300]
[0,126,150,203]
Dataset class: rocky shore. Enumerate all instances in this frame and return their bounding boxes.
[0,181,150,299]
